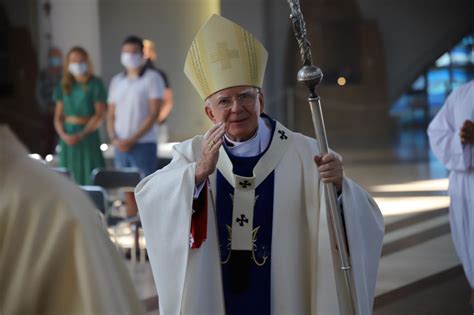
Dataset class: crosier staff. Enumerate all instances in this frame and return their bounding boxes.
[286,1,358,314]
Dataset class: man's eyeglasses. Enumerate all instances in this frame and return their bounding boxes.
[210,89,260,110]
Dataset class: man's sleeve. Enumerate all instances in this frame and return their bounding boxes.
[135,142,197,315]
[427,92,472,171]
[190,184,208,248]
[107,77,117,104]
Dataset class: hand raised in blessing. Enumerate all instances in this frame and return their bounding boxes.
[195,122,226,186]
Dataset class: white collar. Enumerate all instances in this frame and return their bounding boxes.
[215,119,292,251]
[224,117,271,157]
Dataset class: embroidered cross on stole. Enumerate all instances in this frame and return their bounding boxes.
[216,121,292,253]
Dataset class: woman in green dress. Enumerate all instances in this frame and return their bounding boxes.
[53,46,106,185]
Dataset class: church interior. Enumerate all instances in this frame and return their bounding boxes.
[1,0,473,314]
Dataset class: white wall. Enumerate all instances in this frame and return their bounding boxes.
[98,0,220,141]
[40,0,102,74]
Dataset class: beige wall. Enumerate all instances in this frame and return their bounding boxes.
[30,0,473,143]
[98,0,220,141]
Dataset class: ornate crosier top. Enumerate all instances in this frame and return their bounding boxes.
[287,0,313,66]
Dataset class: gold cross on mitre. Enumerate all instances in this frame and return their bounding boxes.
[210,42,240,70]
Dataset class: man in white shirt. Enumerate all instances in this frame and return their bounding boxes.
[428,79,474,308]
[107,35,165,176]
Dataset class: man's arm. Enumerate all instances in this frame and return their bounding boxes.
[157,88,173,124]
[107,77,118,144]
[106,103,118,142]
[134,140,206,314]
[314,152,343,193]
[118,99,161,152]
[195,122,225,186]
[130,98,161,142]
[428,95,472,171]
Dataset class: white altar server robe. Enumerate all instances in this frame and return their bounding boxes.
[428,80,474,287]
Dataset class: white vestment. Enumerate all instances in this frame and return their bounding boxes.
[427,80,474,287]
[0,125,144,315]
[136,120,384,315]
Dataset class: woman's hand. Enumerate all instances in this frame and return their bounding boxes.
[62,134,81,146]
[314,152,344,193]
[195,122,226,186]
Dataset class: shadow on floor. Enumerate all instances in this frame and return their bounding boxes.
[374,266,471,315]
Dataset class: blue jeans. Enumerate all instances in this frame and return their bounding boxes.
[114,142,157,176]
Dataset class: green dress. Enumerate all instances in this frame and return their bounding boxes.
[53,76,106,185]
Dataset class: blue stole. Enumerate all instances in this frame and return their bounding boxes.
[216,119,276,315]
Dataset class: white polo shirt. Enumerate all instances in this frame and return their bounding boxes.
[108,68,165,143]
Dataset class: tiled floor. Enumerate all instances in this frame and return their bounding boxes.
[339,129,470,313]
[123,261,156,304]
[122,128,471,313]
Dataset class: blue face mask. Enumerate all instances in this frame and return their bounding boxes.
[48,56,62,67]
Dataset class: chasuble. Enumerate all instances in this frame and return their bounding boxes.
[136,117,384,315]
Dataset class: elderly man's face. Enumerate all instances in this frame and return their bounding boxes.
[205,86,264,142]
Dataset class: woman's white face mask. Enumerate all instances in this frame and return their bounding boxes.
[121,53,143,70]
[68,62,88,76]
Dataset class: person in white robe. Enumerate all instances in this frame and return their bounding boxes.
[427,79,474,305]
[135,14,384,315]
[0,125,144,315]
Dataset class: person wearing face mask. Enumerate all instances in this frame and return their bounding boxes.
[107,35,165,177]
[53,46,107,185]
[36,47,63,156]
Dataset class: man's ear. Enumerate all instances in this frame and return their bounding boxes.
[205,105,217,123]
[258,91,265,114]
